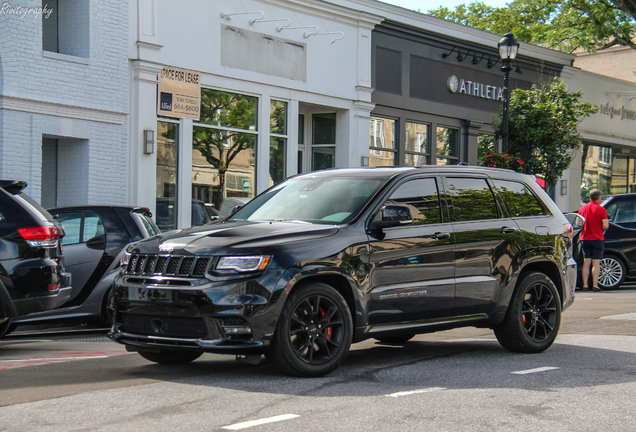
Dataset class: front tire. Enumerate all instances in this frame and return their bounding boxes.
[137,349,202,365]
[268,282,353,377]
[598,255,626,290]
[494,272,561,353]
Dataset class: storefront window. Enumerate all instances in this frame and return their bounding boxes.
[156,121,179,231]
[270,100,287,185]
[312,113,336,170]
[404,122,428,166]
[193,89,257,210]
[436,127,459,165]
[580,144,636,203]
[369,116,397,166]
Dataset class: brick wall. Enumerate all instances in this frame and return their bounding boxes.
[0,0,129,206]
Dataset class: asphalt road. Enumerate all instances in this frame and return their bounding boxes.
[1,285,635,431]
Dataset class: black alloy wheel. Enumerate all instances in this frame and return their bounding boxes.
[137,349,203,365]
[0,319,10,339]
[494,272,561,353]
[268,282,353,377]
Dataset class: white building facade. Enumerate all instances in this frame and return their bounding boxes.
[129,0,382,230]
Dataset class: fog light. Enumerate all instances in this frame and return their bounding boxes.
[222,325,252,335]
[48,283,59,291]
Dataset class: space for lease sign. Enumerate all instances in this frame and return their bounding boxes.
[157,67,200,120]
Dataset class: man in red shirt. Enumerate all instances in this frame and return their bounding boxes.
[578,189,610,291]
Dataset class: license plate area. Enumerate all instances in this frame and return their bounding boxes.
[128,287,172,302]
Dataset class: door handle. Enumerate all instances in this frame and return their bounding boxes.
[431,232,451,240]
[499,226,517,234]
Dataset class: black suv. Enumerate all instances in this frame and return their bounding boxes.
[108,167,577,377]
[0,180,72,338]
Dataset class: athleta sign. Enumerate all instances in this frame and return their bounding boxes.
[447,75,504,101]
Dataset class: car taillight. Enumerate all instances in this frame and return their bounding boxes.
[18,226,60,247]
[48,283,59,292]
[563,223,574,238]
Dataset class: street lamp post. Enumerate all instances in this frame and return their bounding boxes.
[498,32,519,153]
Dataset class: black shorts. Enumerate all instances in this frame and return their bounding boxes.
[582,240,604,260]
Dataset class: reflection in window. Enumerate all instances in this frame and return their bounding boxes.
[436,127,459,165]
[313,147,335,171]
[194,89,258,211]
[270,100,288,185]
[156,121,179,231]
[405,122,429,166]
[493,180,547,217]
[312,113,336,170]
[369,117,397,166]
[447,177,499,221]
[383,178,442,225]
[298,114,305,173]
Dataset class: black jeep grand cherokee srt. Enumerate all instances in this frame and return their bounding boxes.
[0,180,72,338]
[108,166,577,377]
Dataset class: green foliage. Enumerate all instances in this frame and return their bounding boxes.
[427,0,636,52]
[492,77,598,188]
[194,88,257,172]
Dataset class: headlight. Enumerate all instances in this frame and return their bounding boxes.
[120,251,131,269]
[216,256,271,273]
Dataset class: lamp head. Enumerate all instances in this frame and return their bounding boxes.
[498,32,519,61]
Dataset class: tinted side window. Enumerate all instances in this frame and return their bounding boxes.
[493,180,547,217]
[384,178,442,225]
[607,199,636,224]
[55,212,104,246]
[447,177,498,222]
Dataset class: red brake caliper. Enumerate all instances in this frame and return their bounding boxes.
[320,307,332,339]
[522,315,527,326]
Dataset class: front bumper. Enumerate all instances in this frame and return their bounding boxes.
[107,273,281,354]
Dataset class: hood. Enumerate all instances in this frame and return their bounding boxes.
[131,220,339,254]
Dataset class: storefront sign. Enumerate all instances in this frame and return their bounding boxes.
[447,75,504,101]
[599,102,636,121]
[157,67,200,120]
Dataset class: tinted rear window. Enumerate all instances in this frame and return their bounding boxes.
[492,180,547,217]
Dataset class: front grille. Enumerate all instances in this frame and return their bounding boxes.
[125,254,211,278]
[220,317,248,326]
[120,312,208,339]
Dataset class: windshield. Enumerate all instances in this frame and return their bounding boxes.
[231,176,386,224]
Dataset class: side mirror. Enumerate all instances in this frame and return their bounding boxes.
[372,204,414,229]
[564,213,585,232]
[86,234,106,250]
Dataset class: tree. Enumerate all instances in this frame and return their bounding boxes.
[491,77,597,190]
[193,89,257,208]
[427,0,636,52]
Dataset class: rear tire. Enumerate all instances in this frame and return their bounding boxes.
[0,319,10,339]
[374,334,415,344]
[494,272,561,353]
[598,255,626,290]
[137,349,202,365]
[268,282,353,377]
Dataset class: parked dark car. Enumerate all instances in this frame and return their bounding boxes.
[573,193,636,290]
[10,205,159,328]
[0,180,72,338]
[108,167,577,377]
[156,199,217,231]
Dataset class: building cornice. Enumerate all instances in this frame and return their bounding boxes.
[0,95,128,125]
